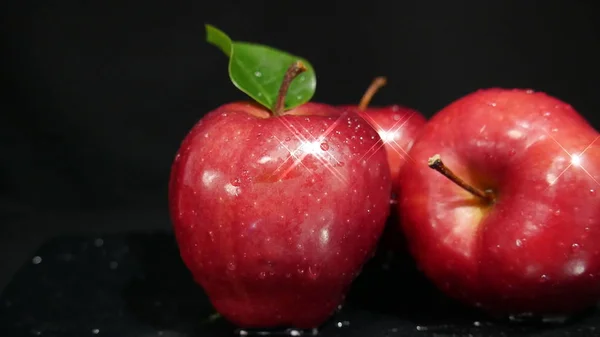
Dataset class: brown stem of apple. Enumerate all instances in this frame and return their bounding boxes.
[358,76,387,110]
[428,154,495,203]
[272,61,308,117]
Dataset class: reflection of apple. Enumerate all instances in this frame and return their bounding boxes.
[169,62,392,328]
[397,88,600,316]
[340,77,427,195]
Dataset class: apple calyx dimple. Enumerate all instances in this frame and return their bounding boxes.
[272,61,307,117]
[358,76,387,111]
[428,154,496,204]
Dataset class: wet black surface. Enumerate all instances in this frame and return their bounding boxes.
[1,231,599,337]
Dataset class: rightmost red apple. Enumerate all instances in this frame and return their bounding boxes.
[396,88,600,317]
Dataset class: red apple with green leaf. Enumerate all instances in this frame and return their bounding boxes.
[397,88,600,317]
[169,25,392,329]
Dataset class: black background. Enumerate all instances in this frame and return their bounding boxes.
[1,1,599,290]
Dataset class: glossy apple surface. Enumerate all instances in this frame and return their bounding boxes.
[341,105,427,194]
[169,102,392,328]
[397,88,600,316]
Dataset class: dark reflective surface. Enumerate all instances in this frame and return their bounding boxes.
[0,228,599,337]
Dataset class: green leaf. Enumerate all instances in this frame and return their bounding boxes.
[205,24,231,57]
[205,24,316,112]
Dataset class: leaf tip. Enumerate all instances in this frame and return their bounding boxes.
[204,23,232,57]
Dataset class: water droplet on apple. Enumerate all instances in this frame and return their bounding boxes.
[543,111,551,117]
[308,265,319,280]
[231,177,242,186]
[320,142,329,151]
[254,71,262,77]
[227,262,236,271]
[258,271,266,279]
[540,274,549,282]
[590,189,596,196]
[554,209,561,216]
[515,239,523,247]
[571,243,581,252]
[297,268,305,275]
[509,148,517,156]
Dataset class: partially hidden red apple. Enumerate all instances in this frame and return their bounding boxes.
[397,88,600,317]
[340,77,427,255]
[340,77,427,195]
[169,62,392,328]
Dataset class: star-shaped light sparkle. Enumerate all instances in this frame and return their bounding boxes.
[358,111,419,164]
[544,130,600,189]
[270,114,348,185]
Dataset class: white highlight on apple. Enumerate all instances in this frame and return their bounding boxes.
[566,259,586,276]
[571,154,582,167]
[320,228,330,246]
[202,170,219,187]
[224,183,240,196]
[378,130,396,143]
[507,129,524,139]
[299,140,323,154]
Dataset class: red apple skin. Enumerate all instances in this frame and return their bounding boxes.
[169,102,392,328]
[397,88,600,316]
[340,105,427,193]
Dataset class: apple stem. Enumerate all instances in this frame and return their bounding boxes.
[273,60,308,116]
[428,154,495,203]
[358,76,387,110]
